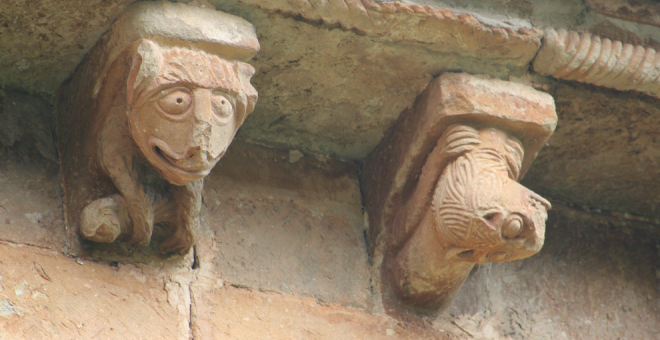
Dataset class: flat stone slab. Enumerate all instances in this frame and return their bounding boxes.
[201,141,371,308]
[0,243,179,339]
[191,285,446,339]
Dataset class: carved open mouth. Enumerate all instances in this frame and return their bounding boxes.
[148,137,211,179]
[155,146,210,172]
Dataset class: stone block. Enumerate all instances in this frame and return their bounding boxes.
[200,141,371,308]
[0,242,179,339]
[190,285,447,340]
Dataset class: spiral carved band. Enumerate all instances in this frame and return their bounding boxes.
[533,28,660,97]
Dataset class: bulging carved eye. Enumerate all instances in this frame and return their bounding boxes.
[502,215,523,238]
[157,89,192,115]
[211,91,234,120]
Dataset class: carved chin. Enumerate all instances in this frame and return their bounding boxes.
[145,137,215,186]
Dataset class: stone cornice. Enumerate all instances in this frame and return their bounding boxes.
[237,0,543,67]
[534,28,660,98]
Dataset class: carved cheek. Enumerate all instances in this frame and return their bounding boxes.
[140,103,194,155]
[208,92,238,159]
[209,118,237,159]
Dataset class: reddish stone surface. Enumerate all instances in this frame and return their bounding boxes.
[191,285,447,340]
[0,242,178,339]
[0,145,65,250]
[200,141,371,308]
[56,1,259,255]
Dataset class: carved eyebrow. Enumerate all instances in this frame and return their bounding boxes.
[156,69,242,94]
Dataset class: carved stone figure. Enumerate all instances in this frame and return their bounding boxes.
[56,2,259,255]
[362,73,557,315]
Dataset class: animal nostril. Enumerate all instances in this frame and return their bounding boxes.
[502,218,523,238]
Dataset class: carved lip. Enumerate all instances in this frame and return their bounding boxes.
[148,137,213,178]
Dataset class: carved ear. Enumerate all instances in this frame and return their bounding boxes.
[126,40,163,108]
[234,61,258,124]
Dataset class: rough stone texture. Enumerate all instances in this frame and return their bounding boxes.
[587,19,660,50]
[0,90,63,249]
[0,0,136,96]
[533,28,660,98]
[0,90,56,162]
[234,0,542,62]
[0,242,180,339]
[0,144,64,250]
[523,80,660,219]
[1,1,660,339]
[191,285,447,340]
[448,202,660,340]
[585,0,660,28]
[206,1,542,160]
[201,141,371,308]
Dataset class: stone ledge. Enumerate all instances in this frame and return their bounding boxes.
[0,242,181,339]
[533,28,660,99]
[236,0,542,68]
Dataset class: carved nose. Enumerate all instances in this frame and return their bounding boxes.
[169,146,213,171]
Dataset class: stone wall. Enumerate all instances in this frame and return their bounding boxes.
[1,0,659,339]
[1,129,658,339]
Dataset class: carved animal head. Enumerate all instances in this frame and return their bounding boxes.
[431,126,551,263]
[126,40,258,186]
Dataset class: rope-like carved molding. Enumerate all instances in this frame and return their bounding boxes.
[238,0,542,67]
[533,28,660,97]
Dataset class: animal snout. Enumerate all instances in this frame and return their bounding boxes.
[170,146,213,171]
[528,191,551,211]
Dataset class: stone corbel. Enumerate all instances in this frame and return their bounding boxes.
[362,73,557,315]
[56,2,259,255]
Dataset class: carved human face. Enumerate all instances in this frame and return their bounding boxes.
[130,86,238,186]
[432,128,551,263]
[127,41,257,186]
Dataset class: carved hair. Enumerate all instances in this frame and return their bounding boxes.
[431,126,524,249]
[126,40,258,123]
